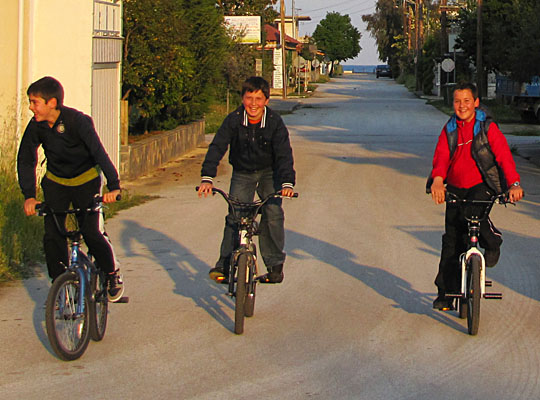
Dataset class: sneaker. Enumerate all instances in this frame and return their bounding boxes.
[107,270,124,302]
[433,295,454,311]
[259,264,284,284]
[209,266,228,283]
[484,248,500,268]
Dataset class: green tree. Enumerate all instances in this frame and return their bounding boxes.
[123,0,229,132]
[313,12,361,76]
[362,0,403,75]
[456,0,540,83]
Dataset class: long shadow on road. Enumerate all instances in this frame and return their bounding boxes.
[285,230,466,333]
[399,225,540,304]
[119,219,234,331]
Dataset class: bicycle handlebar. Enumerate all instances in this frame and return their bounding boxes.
[196,186,298,220]
[445,191,510,205]
[35,194,122,216]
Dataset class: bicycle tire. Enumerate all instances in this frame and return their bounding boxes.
[466,255,482,335]
[234,253,249,334]
[89,270,108,341]
[45,272,90,360]
[244,255,256,317]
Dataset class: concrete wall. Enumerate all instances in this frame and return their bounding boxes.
[119,120,205,181]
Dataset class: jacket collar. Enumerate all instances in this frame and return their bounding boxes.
[242,106,267,128]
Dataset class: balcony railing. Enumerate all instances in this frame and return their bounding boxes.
[93,0,121,37]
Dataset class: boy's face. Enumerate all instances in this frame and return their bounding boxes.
[242,90,269,121]
[453,89,479,122]
[28,94,58,124]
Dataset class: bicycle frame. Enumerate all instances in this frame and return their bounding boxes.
[448,193,506,301]
[37,197,106,315]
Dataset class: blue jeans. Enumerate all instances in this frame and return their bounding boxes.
[217,168,286,270]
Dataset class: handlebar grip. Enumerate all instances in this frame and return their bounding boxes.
[35,203,45,216]
[94,194,122,203]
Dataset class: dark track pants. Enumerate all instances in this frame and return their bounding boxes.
[435,183,503,294]
[41,176,116,280]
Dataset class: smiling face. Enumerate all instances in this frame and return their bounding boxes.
[453,88,479,122]
[242,90,269,121]
[28,94,59,127]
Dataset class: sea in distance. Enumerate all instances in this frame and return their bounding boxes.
[342,65,380,74]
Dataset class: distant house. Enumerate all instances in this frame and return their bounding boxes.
[1,0,122,170]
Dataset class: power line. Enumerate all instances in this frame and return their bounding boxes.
[304,0,372,14]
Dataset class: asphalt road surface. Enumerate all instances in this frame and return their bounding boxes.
[2,74,540,399]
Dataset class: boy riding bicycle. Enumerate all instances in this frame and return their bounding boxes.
[198,76,296,284]
[17,76,124,302]
[428,82,524,310]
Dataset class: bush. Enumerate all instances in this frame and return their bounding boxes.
[0,120,44,281]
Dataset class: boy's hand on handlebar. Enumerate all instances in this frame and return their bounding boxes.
[103,189,121,204]
[508,185,524,203]
[24,198,40,216]
[280,187,295,198]
[430,177,446,205]
[198,182,214,197]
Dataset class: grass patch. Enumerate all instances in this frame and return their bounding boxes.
[507,130,540,136]
[426,98,526,125]
[315,75,331,84]
[396,73,416,91]
[204,95,242,134]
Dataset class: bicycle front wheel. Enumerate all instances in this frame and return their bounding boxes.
[89,270,108,341]
[45,272,90,360]
[234,253,249,334]
[466,255,482,335]
[244,255,256,318]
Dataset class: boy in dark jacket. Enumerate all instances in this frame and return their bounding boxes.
[198,76,295,283]
[17,76,124,302]
[428,82,524,310]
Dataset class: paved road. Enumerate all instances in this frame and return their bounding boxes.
[2,74,540,399]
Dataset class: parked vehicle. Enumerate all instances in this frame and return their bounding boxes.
[496,75,540,122]
[376,65,391,78]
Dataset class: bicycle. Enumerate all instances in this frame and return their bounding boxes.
[444,192,511,335]
[36,195,128,360]
[196,186,298,334]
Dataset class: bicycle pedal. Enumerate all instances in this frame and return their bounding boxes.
[484,293,502,299]
[114,296,130,303]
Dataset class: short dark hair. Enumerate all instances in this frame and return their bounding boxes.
[242,76,270,99]
[454,81,478,100]
[27,76,64,108]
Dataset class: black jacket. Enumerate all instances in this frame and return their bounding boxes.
[201,105,295,186]
[17,106,120,199]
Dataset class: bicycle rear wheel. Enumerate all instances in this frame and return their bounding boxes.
[234,253,249,334]
[466,255,482,335]
[89,270,108,341]
[45,272,90,360]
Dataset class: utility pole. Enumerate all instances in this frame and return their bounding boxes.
[280,0,287,99]
[476,0,484,99]
[440,0,448,55]
[415,0,423,92]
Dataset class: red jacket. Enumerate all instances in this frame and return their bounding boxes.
[431,114,520,189]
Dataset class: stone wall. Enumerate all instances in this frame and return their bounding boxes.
[119,119,205,181]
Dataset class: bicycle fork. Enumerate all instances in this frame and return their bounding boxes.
[69,242,89,317]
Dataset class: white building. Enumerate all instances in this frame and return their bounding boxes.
[1,0,123,169]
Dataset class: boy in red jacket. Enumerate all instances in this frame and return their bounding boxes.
[428,82,523,310]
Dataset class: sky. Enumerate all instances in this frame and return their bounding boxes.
[275,0,381,65]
